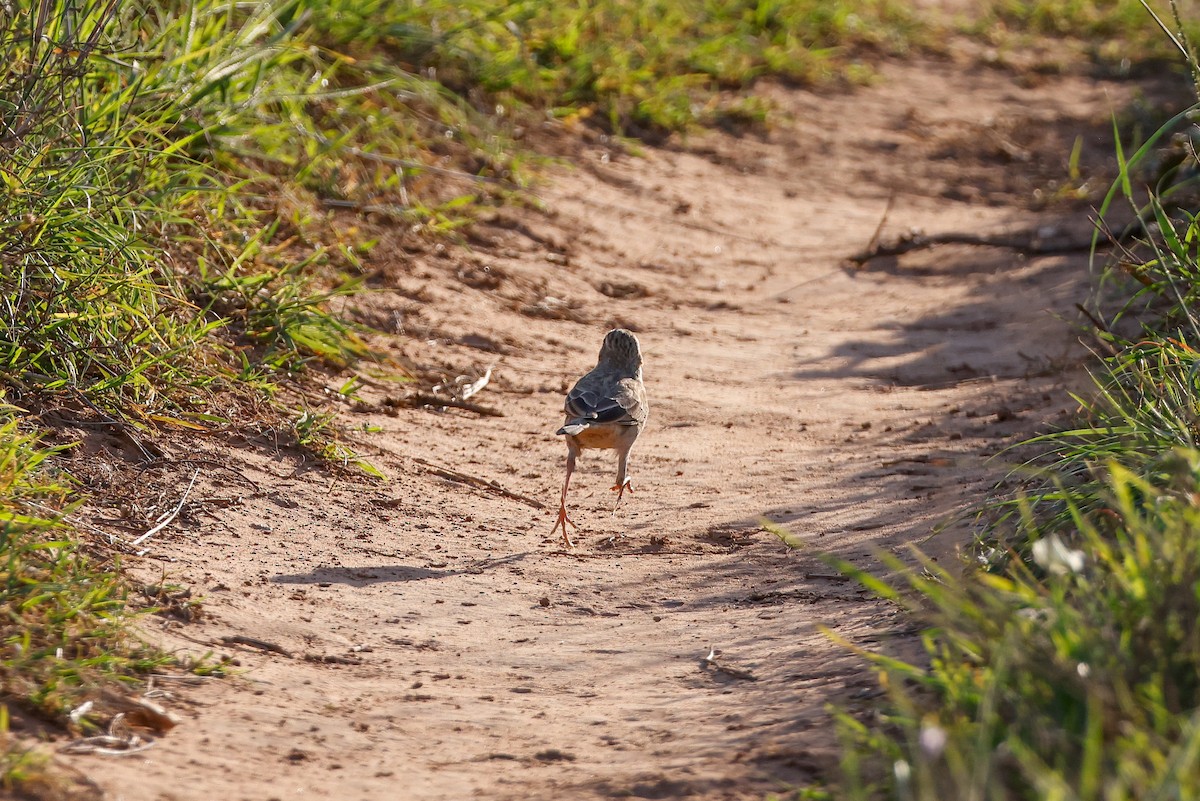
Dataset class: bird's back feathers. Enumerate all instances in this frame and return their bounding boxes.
[558,374,646,435]
[555,329,647,443]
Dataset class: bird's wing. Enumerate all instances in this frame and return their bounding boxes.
[563,370,645,427]
[611,376,648,427]
[565,385,629,425]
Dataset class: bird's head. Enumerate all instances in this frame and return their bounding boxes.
[598,328,643,373]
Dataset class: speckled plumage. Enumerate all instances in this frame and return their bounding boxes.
[551,329,648,546]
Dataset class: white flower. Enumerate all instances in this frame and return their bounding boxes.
[977,547,1001,567]
[1031,533,1085,576]
[919,724,947,758]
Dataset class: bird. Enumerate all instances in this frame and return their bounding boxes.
[551,328,648,547]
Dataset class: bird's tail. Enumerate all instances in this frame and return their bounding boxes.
[556,422,588,436]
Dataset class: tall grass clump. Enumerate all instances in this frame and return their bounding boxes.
[0,0,416,769]
[0,0,393,419]
[0,0,210,411]
[0,418,168,721]
[830,463,1200,800]
[823,4,1200,799]
[0,0,431,776]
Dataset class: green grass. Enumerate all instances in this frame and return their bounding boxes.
[827,456,1200,797]
[982,0,1182,39]
[0,0,377,416]
[0,705,60,801]
[822,3,1200,799]
[0,420,170,717]
[971,0,1200,67]
[339,0,924,134]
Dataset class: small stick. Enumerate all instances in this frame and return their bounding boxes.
[412,456,546,510]
[303,653,364,665]
[1073,303,1120,357]
[857,193,896,270]
[458,367,492,400]
[551,550,711,558]
[59,737,155,756]
[221,635,294,658]
[1072,302,1111,336]
[846,229,1103,267]
[130,468,199,547]
[434,367,494,401]
[147,673,215,684]
[406,392,505,417]
[882,455,932,467]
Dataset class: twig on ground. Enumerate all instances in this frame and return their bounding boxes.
[434,366,494,401]
[303,653,365,665]
[551,549,710,558]
[59,736,156,756]
[882,454,950,467]
[845,229,1101,268]
[804,572,851,582]
[130,468,200,549]
[403,392,504,417]
[221,635,295,658]
[1074,303,1121,356]
[412,456,546,510]
[59,714,155,756]
[148,672,216,684]
[862,193,896,262]
[459,367,492,400]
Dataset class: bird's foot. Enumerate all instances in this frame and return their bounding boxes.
[550,505,578,547]
[610,479,633,514]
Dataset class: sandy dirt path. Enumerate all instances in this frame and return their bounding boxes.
[74,55,1153,800]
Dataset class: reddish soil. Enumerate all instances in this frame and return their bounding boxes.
[67,51,1170,800]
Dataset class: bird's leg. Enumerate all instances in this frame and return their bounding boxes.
[551,497,577,547]
[611,446,633,514]
[551,450,578,546]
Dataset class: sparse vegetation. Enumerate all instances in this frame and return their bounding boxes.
[978,0,1200,57]
[349,0,924,133]
[0,422,169,731]
[826,3,1200,799]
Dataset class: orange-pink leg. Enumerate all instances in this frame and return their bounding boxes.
[611,479,633,512]
[551,451,578,546]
